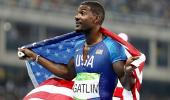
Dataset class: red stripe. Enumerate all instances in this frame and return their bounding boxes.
[100,27,141,56]
[131,85,137,100]
[134,69,141,91]
[113,64,143,100]
[113,87,123,98]
[132,72,138,100]
[23,91,73,100]
[39,78,74,89]
[138,62,145,73]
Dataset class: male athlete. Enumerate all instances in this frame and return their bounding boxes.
[19,1,138,100]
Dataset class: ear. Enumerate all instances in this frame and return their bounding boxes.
[94,15,101,24]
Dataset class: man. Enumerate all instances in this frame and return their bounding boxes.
[19,1,139,100]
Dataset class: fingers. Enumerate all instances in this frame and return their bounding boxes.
[124,56,140,74]
[131,56,139,61]
[18,48,30,54]
[18,48,26,53]
[124,66,134,73]
[125,56,139,67]
[18,48,37,61]
[18,51,25,58]
[18,48,29,60]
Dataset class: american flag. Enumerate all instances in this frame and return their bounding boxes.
[100,28,146,100]
[22,27,145,100]
[22,32,84,87]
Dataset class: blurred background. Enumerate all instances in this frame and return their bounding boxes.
[0,0,170,100]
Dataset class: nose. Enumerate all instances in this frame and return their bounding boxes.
[75,13,80,21]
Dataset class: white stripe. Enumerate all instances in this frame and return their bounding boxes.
[124,48,132,58]
[28,98,44,100]
[116,80,123,87]
[135,89,140,100]
[135,68,143,84]
[135,68,140,79]
[27,85,74,98]
[131,54,146,67]
[122,89,133,100]
[26,61,39,87]
[112,97,121,100]
[139,72,143,83]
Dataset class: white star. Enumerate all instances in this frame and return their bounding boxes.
[58,45,63,49]
[31,62,35,66]
[38,47,42,50]
[71,41,74,45]
[44,74,49,79]
[35,72,41,76]
[54,53,58,57]
[76,48,81,52]
[46,49,50,54]
[66,48,70,53]
[38,65,43,69]
[63,55,67,58]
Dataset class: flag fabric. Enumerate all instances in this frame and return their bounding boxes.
[23,78,74,100]
[23,32,84,87]
[112,50,145,100]
[23,32,84,100]
[99,28,146,100]
[22,27,145,100]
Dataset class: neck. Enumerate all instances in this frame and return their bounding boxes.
[84,26,103,45]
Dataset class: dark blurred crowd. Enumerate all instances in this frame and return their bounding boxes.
[0,0,170,19]
[0,81,33,100]
[0,66,33,100]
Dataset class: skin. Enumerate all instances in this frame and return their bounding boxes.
[18,4,138,90]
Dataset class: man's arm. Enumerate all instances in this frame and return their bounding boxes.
[18,48,76,81]
[112,57,139,90]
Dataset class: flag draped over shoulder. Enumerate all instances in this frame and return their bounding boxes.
[100,28,146,100]
[22,27,145,100]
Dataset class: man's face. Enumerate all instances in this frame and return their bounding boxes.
[75,5,96,32]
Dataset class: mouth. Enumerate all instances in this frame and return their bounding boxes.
[75,21,81,27]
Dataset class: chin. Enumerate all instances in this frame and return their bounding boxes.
[75,27,83,32]
[75,27,89,33]
[75,29,81,33]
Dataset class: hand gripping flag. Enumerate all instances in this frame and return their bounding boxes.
[22,27,145,100]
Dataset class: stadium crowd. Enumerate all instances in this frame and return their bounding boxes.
[0,0,170,19]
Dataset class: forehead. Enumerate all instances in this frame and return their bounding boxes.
[77,5,91,12]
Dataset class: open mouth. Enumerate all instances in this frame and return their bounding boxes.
[75,21,81,27]
[76,24,80,28]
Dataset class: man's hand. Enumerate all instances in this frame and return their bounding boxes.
[124,56,139,74]
[18,48,37,61]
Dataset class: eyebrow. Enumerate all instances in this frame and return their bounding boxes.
[79,5,91,11]
[79,8,88,11]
